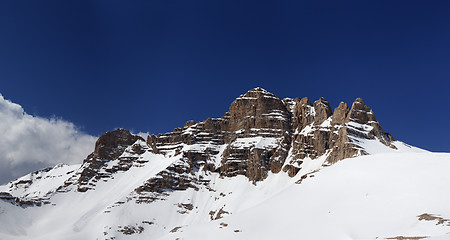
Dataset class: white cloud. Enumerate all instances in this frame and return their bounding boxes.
[0,94,97,184]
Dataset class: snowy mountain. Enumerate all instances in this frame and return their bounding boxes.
[1,87,449,240]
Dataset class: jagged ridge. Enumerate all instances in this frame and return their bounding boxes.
[143,87,395,184]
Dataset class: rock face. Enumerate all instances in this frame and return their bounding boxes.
[219,88,291,181]
[93,129,143,160]
[143,88,291,184]
[77,129,144,192]
[134,88,292,203]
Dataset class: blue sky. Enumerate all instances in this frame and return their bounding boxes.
[1,0,450,155]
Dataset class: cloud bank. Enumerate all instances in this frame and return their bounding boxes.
[0,94,97,184]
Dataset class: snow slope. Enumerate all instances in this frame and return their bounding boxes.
[1,139,450,240]
[166,150,450,240]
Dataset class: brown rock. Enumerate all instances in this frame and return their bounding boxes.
[184,120,197,128]
[226,87,290,133]
[332,102,350,124]
[147,135,159,153]
[94,129,143,160]
[313,97,332,125]
[77,129,144,191]
[347,98,377,124]
[291,97,314,131]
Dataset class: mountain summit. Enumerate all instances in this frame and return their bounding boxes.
[2,88,448,240]
[144,87,396,183]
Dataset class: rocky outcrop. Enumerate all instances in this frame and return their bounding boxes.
[289,97,314,130]
[77,129,144,192]
[346,98,395,145]
[93,128,143,160]
[332,102,350,124]
[283,95,396,175]
[0,192,49,207]
[313,97,332,125]
[219,88,291,181]
[144,88,291,184]
[225,87,290,133]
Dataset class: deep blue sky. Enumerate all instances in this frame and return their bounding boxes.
[1,1,449,152]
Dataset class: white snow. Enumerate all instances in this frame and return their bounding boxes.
[1,164,80,199]
[236,96,257,100]
[230,137,279,150]
[298,124,314,135]
[320,117,332,127]
[0,137,449,240]
[358,138,428,155]
[262,95,280,100]
[166,151,450,240]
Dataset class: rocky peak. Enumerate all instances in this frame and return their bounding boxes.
[347,98,377,124]
[219,88,291,182]
[94,128,143,160]
[77,129,144,192]
[227,87,289,132]
[291,97,314,131]
[184,120,197,128]
[233,87,277,101]
[332,102,350,124]
[313,97,332,125]
[299,96,312,106]
[340,98,396,149]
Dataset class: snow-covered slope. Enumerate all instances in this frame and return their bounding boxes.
[0,88,448,240]
[171,150,450,240]
[1,143,448,240]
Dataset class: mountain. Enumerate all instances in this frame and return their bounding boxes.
[1,87,449,240]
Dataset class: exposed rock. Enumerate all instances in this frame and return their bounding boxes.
[346,98,396,147]
[313,97,332,125]
[282,96,395,175]
[94,128,143,160]
[417,213,450,226]
[184,120,197,128]
[209,206,230,220]
[146,135,159,153]
[170,226,183,233]
[77,129,144,192]
[218,88,291,182]
[385,236,429,240]
[177,203,194,214]
[290,97,314,132]
[141,87,291,184]
[347,98,375,124]
[118,225,144,235]
[0,192,49,207]
[226,87,290,132]
[332,102,350,124]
